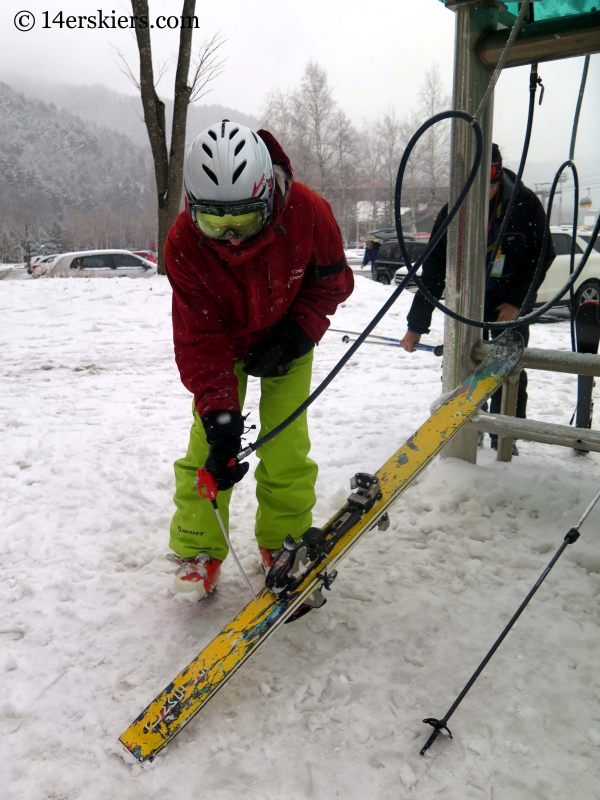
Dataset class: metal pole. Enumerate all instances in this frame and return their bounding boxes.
[420,484,600,757]
[442,0,499,462]
[25,224,31,264]
[211,499,258,604]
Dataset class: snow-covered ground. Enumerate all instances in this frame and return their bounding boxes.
[2,276,600,799]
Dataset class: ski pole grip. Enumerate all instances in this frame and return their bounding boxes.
[195,468,218,501]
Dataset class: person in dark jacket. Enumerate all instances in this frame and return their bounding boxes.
[400,143,555,449]
[362,239,381,277]
[165,121,354,599]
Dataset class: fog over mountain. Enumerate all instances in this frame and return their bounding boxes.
[0,73,260,150]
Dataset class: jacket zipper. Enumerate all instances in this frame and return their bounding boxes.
[247,267,261,328]
[266,262,274,313]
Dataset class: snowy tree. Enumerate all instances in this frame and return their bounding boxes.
[417,64,450,219]
[357,129,385,229]
[298,62,336,196]
[375,110,406,228]
[329,108,359,245]
[262,88,295,155]
[262,61,451,239]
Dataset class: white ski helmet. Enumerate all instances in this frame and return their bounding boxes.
[184,120,275,208]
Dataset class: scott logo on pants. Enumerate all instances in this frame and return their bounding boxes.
[177,526,204,536]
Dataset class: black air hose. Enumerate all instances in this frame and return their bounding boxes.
[400,154,598,330]
[484,63,542,283]
[237,111,484,459]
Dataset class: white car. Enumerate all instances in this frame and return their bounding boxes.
[536,226,600,308]
[27,254,60,274]
[34,249,156,279]
[390,226,600,309]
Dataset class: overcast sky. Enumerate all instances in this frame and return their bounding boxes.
[2,0,599,190]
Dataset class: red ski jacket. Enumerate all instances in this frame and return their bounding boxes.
[165,129,354,417]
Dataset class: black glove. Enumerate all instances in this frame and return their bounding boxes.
[202,410,250,491]
[243,317,314,378]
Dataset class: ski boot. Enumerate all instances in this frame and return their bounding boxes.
[167,553,222,599]
[258,545,279,573]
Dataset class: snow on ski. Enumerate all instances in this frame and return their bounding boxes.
[118,331,523,762]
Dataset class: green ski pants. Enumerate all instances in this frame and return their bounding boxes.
[170,350,318,561]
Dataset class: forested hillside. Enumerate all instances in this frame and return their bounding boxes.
[0,79,260,261]
[0,83,155,259]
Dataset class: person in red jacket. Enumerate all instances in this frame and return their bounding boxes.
[165,120,354,599]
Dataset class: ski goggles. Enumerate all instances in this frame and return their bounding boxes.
[490,163,502,184]
[190,201,269,240]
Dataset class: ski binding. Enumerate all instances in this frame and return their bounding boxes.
[265,473,384,618]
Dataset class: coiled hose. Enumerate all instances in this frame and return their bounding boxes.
[237,110,484,460]
[238,64,599,460]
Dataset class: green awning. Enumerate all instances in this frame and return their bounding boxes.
[504,1,596,21]
[440,1,599,22]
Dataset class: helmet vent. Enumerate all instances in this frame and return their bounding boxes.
[234,140,246,157]
[256,185,266,198]
[252,132,258,143]
[208,129,217,141]
[229,128,239,140]
[231,161,247,185]
[202,164,219,185]
[202,143,213,158]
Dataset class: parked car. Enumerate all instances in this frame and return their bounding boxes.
[388,226,600,309]
[132,250,158,264]
[536,227,600,308]
[368,227,401,243]
[27,254,60,274]
[368,236,428,285]
[579,230,600,255]
[34,249,156,278]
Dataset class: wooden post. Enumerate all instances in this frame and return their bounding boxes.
[441,0,499,463]
[496,371,520,462]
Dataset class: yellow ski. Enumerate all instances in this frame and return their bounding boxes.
[119,332,523,762]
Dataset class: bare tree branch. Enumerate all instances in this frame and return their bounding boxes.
[155,56,176,89]
[111,45,140,91]
[189,32,227,103]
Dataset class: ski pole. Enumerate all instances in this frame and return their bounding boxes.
[329,327,398,341]
[330,327,408,345]
[339,333,443,356]
[195,468,258,604]
[420,484,600,757]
